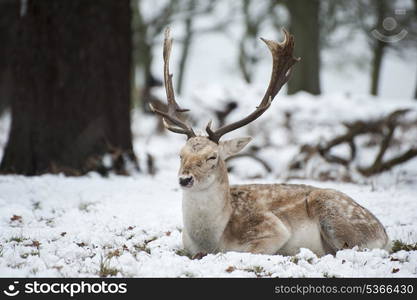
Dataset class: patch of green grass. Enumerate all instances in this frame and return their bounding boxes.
[306,257,314,264]
[290,255,314,264]
[20,250,40,259]
[391,240,417,253]
[244,265,271,277]
[133,243,151,254]
[7,262,25,269]
[7,236,27,243]
[99,265,118,277]
[145,237,158,243]
[98,256,119,277]
[290,256,299,264]
[175,248,192,258]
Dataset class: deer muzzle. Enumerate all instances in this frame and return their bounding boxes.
[179,175,194,188]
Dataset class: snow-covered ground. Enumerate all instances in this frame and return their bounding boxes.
[0,172,416,278]
[0,90,416,277]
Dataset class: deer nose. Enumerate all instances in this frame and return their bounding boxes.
[179,175,194,187]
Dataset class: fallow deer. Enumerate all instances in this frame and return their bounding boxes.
[150,28,390,256]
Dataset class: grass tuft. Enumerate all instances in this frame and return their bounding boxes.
[133,236,158,255]
[391,240,417,253]
[8,236,27,243]
[98,256,119,277]
[175,248,192,258]
[244,265,271,277]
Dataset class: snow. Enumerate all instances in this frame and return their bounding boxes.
[0,173,416,277]
[0,90,416,278]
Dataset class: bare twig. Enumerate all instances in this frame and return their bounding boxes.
[359,148,417,176]
[226,153,273,173]
[294,109,416,178]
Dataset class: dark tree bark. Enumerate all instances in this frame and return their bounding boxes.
[132,3,155,112]
[0,0,138,176]
[286,0,321,95]
[0,0,19,116]
[370,0,389,96]
[414,0,417,100]
[370,39,386,96]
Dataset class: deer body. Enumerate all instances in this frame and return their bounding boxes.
[179,137,389,256]
[152,28,389,256]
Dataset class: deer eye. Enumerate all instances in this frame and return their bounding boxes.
[207,155,217,161]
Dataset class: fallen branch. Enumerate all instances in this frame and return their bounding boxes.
[291,109,416,178]
[226,153,272,173]
[359,148,417,176]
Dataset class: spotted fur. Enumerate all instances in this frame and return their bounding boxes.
[179,136,389,256]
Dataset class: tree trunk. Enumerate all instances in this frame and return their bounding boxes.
[370,0,389,96]
[0,0,138,176]
[132,2,154,112]
[286,0,321,95]
[176,0,196,95]
[238,0,259,84]
[414,0,417,100]
[0,0,19,116]
[370,40,386,96]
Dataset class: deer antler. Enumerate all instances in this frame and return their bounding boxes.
[206,28,299,143]
[149,28,196,139]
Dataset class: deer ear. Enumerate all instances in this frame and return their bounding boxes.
[219,137,252,159]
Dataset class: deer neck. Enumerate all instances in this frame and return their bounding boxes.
[181,160,232,251]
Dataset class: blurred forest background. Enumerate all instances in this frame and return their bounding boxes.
[0,0,416,181]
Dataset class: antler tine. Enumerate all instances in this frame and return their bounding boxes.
[149,28,196,139]
[206,28,299,143]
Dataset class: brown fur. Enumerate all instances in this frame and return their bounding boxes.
[179,136,389,256]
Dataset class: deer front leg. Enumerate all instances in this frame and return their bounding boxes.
[182,230,200,256]
[245,213,291,255]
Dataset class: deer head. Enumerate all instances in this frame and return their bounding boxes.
[150,28,299,190]
[175,136,251,190]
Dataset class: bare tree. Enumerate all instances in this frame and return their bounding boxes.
[0,0,19,116]
[356,0,417,96]
[175,0,196,95]
[413,0,417,100]
[1,0,137,176]
[284,0,321,95]
[369,0,390,96]
[132,0,217,111]
[238,0,273,83]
